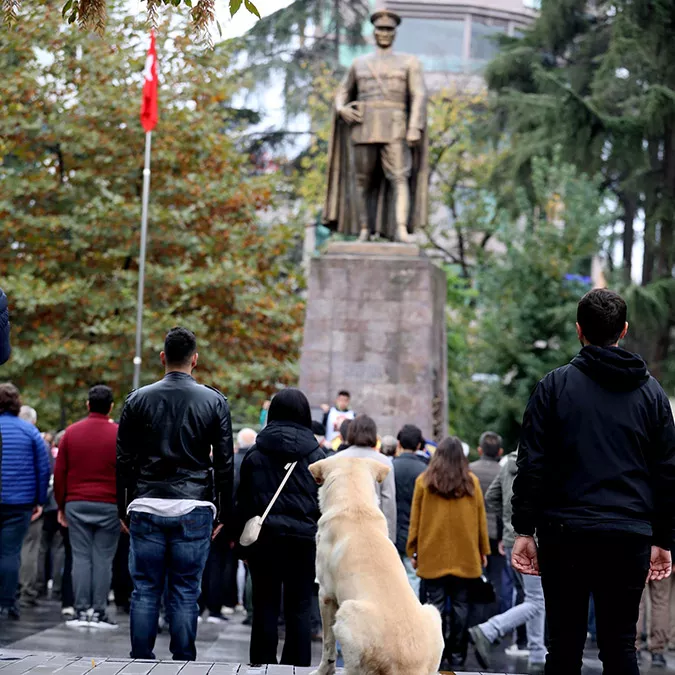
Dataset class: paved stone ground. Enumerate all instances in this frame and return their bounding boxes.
[1,600,674,674]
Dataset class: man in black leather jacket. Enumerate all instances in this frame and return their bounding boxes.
[117,327,233,661]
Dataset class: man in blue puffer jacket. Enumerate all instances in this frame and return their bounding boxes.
[0,383,50,619]
[0,287,10,365]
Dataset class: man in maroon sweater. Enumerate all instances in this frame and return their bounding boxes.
[55,385,119,629]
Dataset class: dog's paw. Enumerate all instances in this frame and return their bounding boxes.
[310,662,336,675]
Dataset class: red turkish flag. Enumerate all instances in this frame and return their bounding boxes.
[140,31,158,132]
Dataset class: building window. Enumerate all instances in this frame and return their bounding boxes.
[470,16,508,63]
[395,17,466,72]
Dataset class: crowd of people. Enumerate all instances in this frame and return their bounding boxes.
[1,287,675,675]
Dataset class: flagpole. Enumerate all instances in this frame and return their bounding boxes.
[133,129,152,390]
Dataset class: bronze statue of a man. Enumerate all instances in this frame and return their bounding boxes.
[323,10,429,243]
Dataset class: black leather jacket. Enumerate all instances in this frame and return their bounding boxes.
[116,372,234,524]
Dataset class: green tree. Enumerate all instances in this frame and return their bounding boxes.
[1,1,304,430]
[4,0,260,36]
[470,154,609,449]
[485,0,675,383]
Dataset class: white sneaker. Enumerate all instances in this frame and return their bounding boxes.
[505,644,530,658]
[206,613,230,625]
[234,604,246,614]
[66,610,89,628]
[221,607,235,616]
[61,606,75,618]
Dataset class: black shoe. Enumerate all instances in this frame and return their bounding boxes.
[469,625,492,669]
[438,659,452,672]
[652,653,667,669]
[242,615,252,626]
[449,655,465,668]
[90,611,118,630]
[0,606,20,620]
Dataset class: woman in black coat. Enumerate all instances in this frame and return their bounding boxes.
[236,388,326,666]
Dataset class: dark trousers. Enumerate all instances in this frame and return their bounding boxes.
[61,527,74,608]
[128,508,212,661]
[482,538,505,620]
[112,532,133,611]
[248,536,316,667]
[199,530,237,614]
[538,528,650,675]
[422,574,473,664]
[0,505,32,610]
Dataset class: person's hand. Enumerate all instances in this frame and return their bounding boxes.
[411,556,418,570]
[339,103,362,125]
[648,546,672,582]
[482,555,488,569]
[406,128,422,146]
[512,535,540,576]
[498,540,506,557]
[57,509,68,528]
[31,505,43,522]
[320,404,330,413]
[212,524,224,541]
[120,519,130,535]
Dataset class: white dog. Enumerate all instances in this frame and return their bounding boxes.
[309,456,443,675]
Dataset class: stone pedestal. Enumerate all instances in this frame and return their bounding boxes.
[299,242,448,440]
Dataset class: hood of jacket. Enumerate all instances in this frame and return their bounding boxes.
[571,345,650,393]
[255,420,321,462]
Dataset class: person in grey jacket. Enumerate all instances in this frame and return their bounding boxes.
[469,453,547,672]
[331,414,396,543]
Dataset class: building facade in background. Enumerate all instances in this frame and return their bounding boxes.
[372,0,538,90]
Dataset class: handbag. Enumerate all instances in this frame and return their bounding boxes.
[470,574,497,605]
[239,461,297,547]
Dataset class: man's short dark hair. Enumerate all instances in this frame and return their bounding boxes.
[0,382,21,416]
[337,390,350,399]
[397,424,424,451]
[577,288,628,347]
[164,327,197,367]
[347,414,378,448]
[88,385,114,415]
[479,431,502,459]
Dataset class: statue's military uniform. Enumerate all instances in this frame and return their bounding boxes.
[323,11,429,240]
[336,51,426,235]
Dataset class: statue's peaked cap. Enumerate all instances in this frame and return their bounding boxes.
[370,10,402,27]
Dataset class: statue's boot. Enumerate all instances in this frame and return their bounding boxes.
[358,228,369,242]
[396,225,409,243]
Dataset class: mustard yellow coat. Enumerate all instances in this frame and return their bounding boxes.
[407,472,490,580]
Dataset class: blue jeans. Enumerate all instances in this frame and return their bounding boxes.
[129,508,212,661]
[0,505,33,610]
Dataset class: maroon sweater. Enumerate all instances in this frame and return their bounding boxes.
[54,413,118,508]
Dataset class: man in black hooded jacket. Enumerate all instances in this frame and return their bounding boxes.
[511,288,675,675]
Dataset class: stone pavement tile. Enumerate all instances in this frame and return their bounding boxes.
[19,657,81,675]
[116,662,158,675]
[146,664,184,675]
[176,663,213,675]
[0,657,59,675]
[202,665,239,675]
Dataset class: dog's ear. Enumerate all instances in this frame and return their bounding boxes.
[364,458,390,484]
[309,459,330,485]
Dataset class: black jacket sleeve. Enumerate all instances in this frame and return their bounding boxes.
[512,377,552,536]
[650,390,675,550]
[212,395,234,526]
[0,288,10,365]
[234,450,255,542]
[116,394,139,520]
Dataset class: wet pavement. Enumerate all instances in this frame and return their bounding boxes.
[1,600,674,674]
